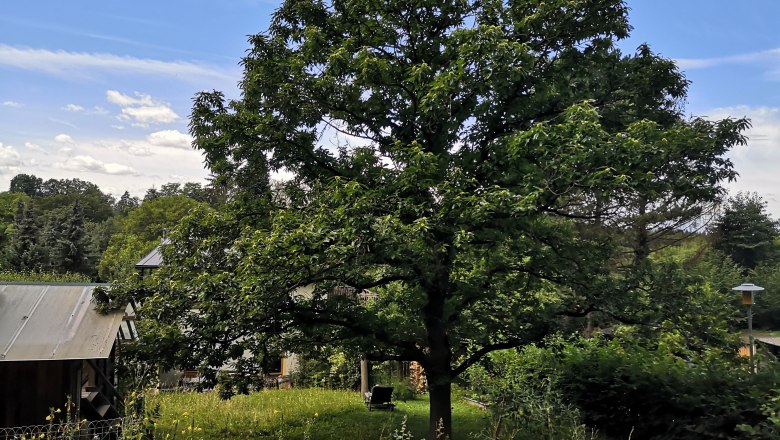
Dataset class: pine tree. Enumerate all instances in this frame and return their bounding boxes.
[43,202,87,274]
[63,201,86,273]
[7,200,43,271]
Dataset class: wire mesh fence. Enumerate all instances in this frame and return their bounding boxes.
[0,417,145,440]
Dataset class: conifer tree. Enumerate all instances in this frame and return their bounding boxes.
[7,200,43,271]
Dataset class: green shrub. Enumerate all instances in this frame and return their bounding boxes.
[464,345,593,440]
[216,371,235,400]
[557,338,780,440]
[289,349,360,390]
[390,379,417,402]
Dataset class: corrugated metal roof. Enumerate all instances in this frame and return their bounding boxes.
[135,238,169,269]
[756,336,780,347]
[0,284,124,361]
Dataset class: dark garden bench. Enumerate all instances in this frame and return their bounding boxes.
[364,385,395,411]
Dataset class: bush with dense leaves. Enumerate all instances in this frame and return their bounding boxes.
[557,338,780,440]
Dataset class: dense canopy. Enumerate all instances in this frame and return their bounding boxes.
[107,0,748,437]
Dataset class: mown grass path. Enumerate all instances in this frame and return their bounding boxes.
[152,388,490,439]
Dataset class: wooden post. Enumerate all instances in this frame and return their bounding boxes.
[360,356,370,395]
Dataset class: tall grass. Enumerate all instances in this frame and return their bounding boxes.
[151,388,489,439]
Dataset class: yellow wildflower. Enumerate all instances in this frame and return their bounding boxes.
[314,412,318,417]
[45,415,53,421]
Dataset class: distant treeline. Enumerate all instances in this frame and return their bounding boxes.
[1,173,227,282]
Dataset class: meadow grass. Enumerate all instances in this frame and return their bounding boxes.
[151,388,490,439]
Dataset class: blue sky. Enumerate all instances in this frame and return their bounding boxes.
[0,1,779,216]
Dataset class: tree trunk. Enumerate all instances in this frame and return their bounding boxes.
[424,327,454,439]
[427,376,452,439]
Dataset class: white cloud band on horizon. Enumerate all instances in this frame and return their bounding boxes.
[55,155,138,176]
[0,44,236,82]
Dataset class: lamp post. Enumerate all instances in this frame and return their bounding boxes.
[733,283,764,373]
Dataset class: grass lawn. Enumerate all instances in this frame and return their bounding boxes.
[150,388,491,439]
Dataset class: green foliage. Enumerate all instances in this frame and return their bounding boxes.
[290,348,360,390]
[216,371,236,400]
[0,192,30,246]
[464,345,593,440]
[121,195,201,242]
[390,379,417,402]
[115,191,140,216]
[97,195,205,281]
[0,269,91,283]
[711,192,780,270]
[113,0,749,437]
[35,177,115,223]
[43,201,87,273]
[97,234,157,281]
[6,199,43,271]
[737,390,780,438]
[467,337,780,440]
[750,263,780,328]
[556,338,779,440]
[9,173,43,197]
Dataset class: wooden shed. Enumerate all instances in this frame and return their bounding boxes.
[0,283,133,428]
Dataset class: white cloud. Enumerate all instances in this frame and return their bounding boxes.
[106,90,154,107]
[705,106,780,218]
[54,134,73,143]
[55,155,138,175]
[126,144,154,156]
[24,142,45,153]
[2,101,20,107]
[62,104,84,112]
[146,129,193,149]
[110,139,154,157]
[0,143,21,167]
[677,47,780,70]
[106,90,179,127]
[120,106,178,126]
[0,44,235,82]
